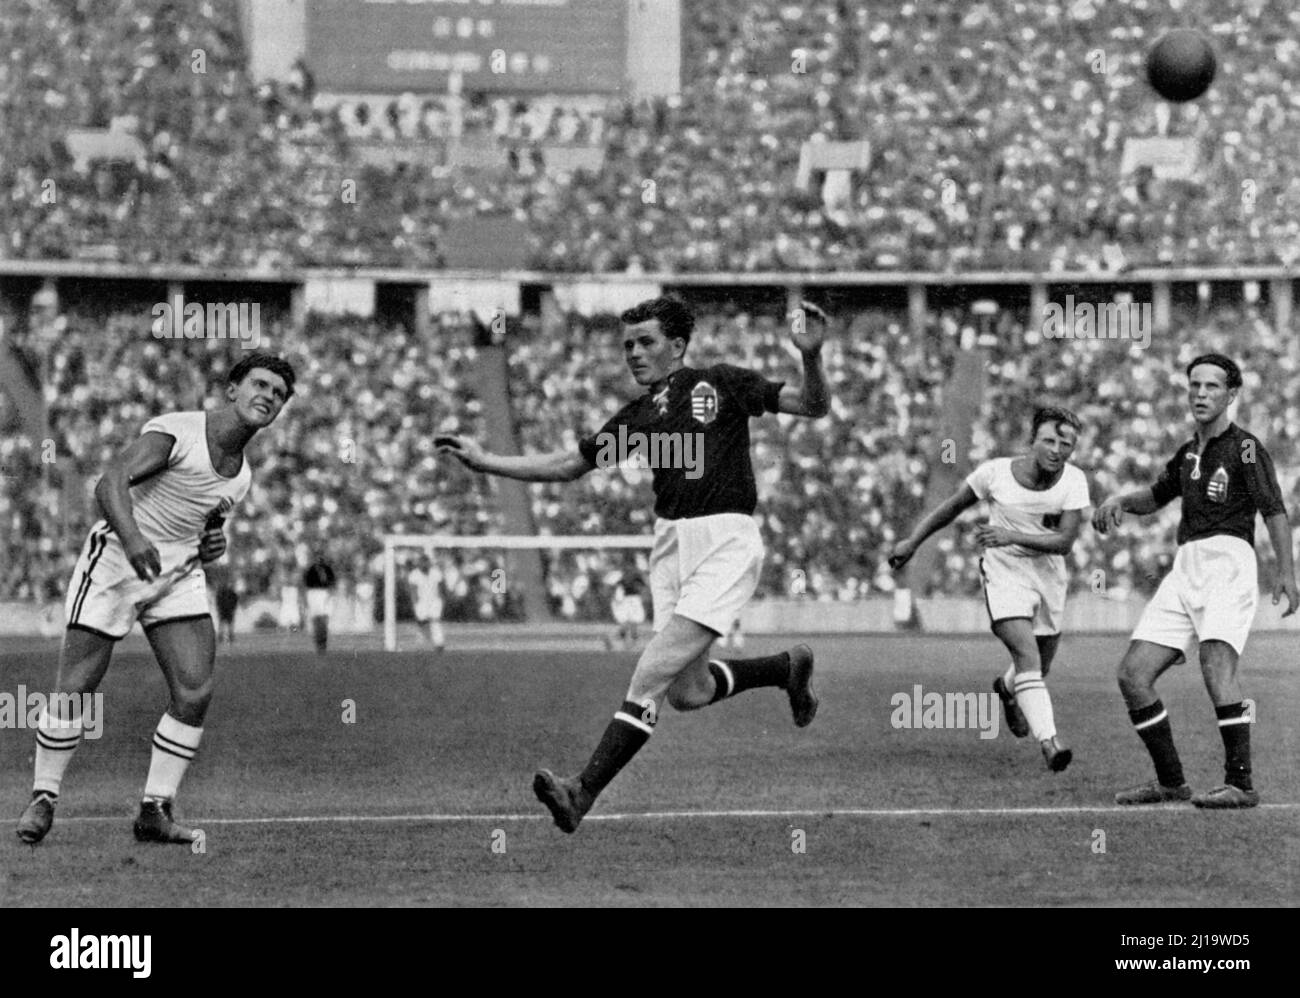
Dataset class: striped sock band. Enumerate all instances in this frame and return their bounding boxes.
[708,660,735,703]
[707,652,790,704]
[1215,702,1252,791]
[33,708,83,797]
[1128,699,1184,788]
[143,713,203,802]
[579,699,656,798]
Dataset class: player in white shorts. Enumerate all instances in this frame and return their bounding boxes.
[1094,353,1296,809]
[889,407,1089,772]
[440,296,830,832]
[16,354,296,845]
[410,553,446,651]
[608,574,647,650]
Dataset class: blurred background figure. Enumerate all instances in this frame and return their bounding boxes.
[302,548,337,654]
[276,562,302,633]
[720,617,745,652]
[606,572,646,651]
[215,572,240,645]
[409,552,446,652]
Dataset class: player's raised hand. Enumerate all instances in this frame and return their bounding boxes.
[123,534,162,582]
[1272,575,1299,618]
[436,434,488,473]
[788,299,828,354]
[886,538,917,571]
[1092,497,1124,535]
[199,522,227,564]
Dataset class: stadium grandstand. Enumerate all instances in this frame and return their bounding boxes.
[2,0,1299,632]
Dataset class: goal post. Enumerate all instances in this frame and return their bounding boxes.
[381,534,655,650]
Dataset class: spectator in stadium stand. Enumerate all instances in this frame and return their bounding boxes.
[302,549,338,655]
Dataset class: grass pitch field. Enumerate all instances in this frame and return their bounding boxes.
[1,631,1296,907]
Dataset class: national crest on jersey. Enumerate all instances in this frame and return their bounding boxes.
[690,381,719,425]
[1206,465,1229,503]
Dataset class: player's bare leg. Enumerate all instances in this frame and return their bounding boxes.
[132,616,215,843]
[17,628,115,844]
[311,613,329,654]
[989,632,1059,734]
[991,618,1069,769]
[1192,640,1257,808]
[992,623,1032,739]
[1115,639,1192,804]
[1036,633,1060,678]
[533,615,715,833]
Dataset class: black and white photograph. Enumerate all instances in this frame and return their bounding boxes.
[1,0,1296,945]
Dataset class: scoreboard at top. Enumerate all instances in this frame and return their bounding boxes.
[306,0,627,94]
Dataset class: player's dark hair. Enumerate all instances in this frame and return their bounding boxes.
[1185,353,1242,390]
[229,353,296,398]
[1031,405,1082,440]
[620,296,695,345]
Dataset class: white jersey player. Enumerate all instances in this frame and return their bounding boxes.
[889,407,1090,773]
[409,554,445,651]
[608,575,647,650]
[17,354,296,846]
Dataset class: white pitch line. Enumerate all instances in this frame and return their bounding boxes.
[51,802,1300,825]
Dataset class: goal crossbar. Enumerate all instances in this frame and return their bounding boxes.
[381,534,654,650]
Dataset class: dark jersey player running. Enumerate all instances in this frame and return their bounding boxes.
[1094,353,1297,809]
[439,296,830,832]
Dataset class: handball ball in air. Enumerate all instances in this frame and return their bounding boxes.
[1146,29,1216,102]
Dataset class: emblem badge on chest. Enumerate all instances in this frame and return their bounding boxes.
[690,381,718,425]
[1206,465,1228,503]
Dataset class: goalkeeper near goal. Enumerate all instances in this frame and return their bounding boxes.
[438,296,830,832]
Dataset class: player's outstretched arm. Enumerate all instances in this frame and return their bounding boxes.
[437,435,590,483]
[1264,511,1299,617]
[777,300,830,418]
[976,508,1084,555]
[889,484,980,569]
[95,431,176,581]
[1093,487,1160,534]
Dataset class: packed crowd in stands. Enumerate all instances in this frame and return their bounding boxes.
[5,0,1300,619]
[6,297,1298,619]
[1,307,495,612]
[4,0,1300,271]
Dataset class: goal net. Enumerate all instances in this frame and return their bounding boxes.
[381,534,654,651]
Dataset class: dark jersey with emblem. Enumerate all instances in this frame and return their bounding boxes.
[577,364,785,519]
[1150,423,1287,546]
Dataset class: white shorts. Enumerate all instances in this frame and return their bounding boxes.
[979,547,1067,637]
[613,596,646,625]
[1132,535,1258,657]
[64,524,209,640]
[278,589,301,628]
[649,513,763,636]
[415,599,444,623]
[305,588,333,619]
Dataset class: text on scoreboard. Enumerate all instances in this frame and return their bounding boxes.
[305,0,627,94]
